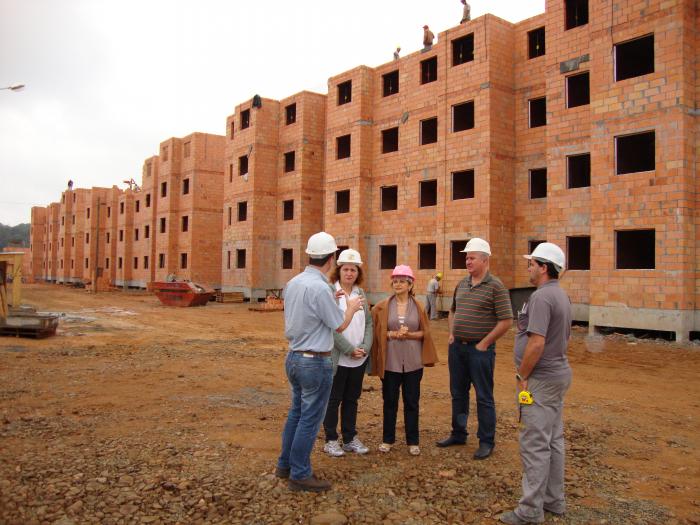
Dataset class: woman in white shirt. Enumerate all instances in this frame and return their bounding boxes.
[322,249,374,457]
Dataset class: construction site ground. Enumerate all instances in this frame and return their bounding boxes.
[1,284,699,525]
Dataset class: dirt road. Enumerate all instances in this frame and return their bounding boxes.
[1,284,699,524]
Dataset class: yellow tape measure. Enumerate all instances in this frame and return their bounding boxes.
[518,390,533,405]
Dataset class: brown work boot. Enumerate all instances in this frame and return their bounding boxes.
[288,475,331,492]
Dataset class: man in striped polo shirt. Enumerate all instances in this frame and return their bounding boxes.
[436,238,513,459]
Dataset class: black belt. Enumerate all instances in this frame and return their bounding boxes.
[292,351,331,358]
[456,338,481,345]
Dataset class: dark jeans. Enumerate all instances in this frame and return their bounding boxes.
[448,341,496,445]
[323,361,367,442]
[381,368,423,446]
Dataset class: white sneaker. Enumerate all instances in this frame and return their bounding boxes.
[342,437,369,454]
[323,440,345,457]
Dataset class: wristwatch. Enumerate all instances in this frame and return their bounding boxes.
[516,372,525,382]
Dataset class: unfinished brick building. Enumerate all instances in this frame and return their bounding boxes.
[30,0,698,340]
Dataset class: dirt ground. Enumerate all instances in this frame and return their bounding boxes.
[1,283,699,525]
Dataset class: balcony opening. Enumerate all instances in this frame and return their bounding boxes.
[146,194,151,207]
[160,182,167,198]
[615,34,654,81]
[159,218,166,233]
[335,190,350,214]
[180,253,187,269]
[144,225,150,238]
[183,178,190,195]
[282,248,293,269]
[452,170,474,200]
[419,243,436,270]
[336,134,351,159]
[529,168,547,198]
[283,199,294,220]
[419,179,437,207]
[452,101,475,132]
[529,97,547,128]
[420,117,438,145]
[237,249,246,268]
[284,151,295,172]
[380,245,397,270]
[421,56,438,84]
[135,200,140,212]
[382,127,399,153]
[565,0,588,30]
[285,103,296,125]
[567,154,591,188]
[452,33,474,66]
[451,240,469,269]
[134,228,139,241]
[238,201,247,222]
[144,256,149,269]
[240,109,250,129]
[381,186,398,211]
[528,27,545,59]
[616,131,655,174]
[239,155,249,176]
[158,254,165,269]
[181,216,189,232]
[616,229,655,269]
[567,236,591,270]
[383,70,399,96]
[133,257,138,270]
[337,80,352,105]
[567,72,590,108]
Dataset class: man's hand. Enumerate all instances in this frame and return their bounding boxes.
[448,333,455,344]
[345,294,364,313]
[351,348,366,359]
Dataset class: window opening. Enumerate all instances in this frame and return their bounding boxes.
[336,135,351,159]
[183,178,190,195]
[528,27,545,58]
[381,186,398,211]
[616,230,655,269]
[237,249,246,268]
[283,200,294,221]
[180,253,188,269]
[419,180,437,207]
[383,70,399,96]
[421,117,438,145]
[421,56,438,84]
[616,131,655,174]
[336,190,350,214]
[565,0,588,30]
[451,240,469,269]
[239,155,249,176]
[238,201,248,221]
[337,80,352,105]
[529,97,547,128]
[284,151,295,172]
[240,109,250,129]
[567,236,591,270]
[452,101,475,132]
[382,127,399,153]
[181,216,189,232]
[282,248,293,269]
[380,245,397,269]
[452,34,474,66]
[567,72,590,108]
[452,170,475,200]
[419,243,437,270]
[567,154,591,188]
[285,103,296,125]
[615,34,654,81]
[530,168,547,198]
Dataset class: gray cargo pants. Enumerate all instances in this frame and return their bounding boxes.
[515,374,572,523]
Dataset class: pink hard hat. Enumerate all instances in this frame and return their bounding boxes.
[391,264,415,280]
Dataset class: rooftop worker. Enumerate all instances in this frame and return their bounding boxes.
[461,0,471,23]
[499,242,572,525]
[436,238,513,460]
[425,272,442,321]
[423,25,435,48]
[275,232,364,492]
[393,45,401,60]
[322,248,373,457]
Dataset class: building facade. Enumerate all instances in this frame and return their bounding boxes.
[30,0,698,340]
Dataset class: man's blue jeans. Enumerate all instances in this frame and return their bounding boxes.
[277,352,333,480]
[448,341,496,445]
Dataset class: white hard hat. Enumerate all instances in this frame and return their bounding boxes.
[337,248,363,265]
[305,232,338,257]
[461,237,491,255]
[524,242,566,272]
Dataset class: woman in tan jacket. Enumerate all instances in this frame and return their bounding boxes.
[370,265,437,456]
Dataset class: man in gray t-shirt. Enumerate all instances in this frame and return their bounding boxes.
[500,243,572,525]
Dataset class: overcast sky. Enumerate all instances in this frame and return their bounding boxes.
[0,0,544,226]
